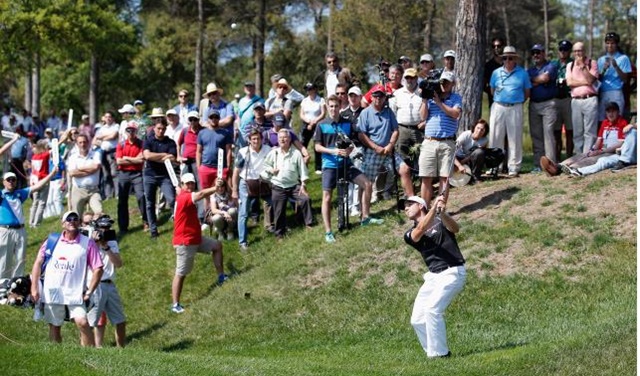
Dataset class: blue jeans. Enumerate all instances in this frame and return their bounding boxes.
[237,179,272,245]
[143,174,175,235]
[578,129,637,175]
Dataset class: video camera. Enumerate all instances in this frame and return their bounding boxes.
[80,214,117,242]
[335,132,353,150]
[419,78,443,99]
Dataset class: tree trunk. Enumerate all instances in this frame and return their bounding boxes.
[327,0,334,53]
[31,51,40,117]
[423,0,436,52]
[455,0,486,132]
[194,0,204,101]
[587,0,594,57]
[501,5,510,45]
[255,0,266,97]
[543,0,549,52]
[24,71,32,112]
[89,53,99,125]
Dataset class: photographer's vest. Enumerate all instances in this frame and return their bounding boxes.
[42,235,90,305]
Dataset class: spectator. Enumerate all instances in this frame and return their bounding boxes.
[165,109,182,143]
[78,114,94,140]
[488,46,532,177]
[29,211,103,347]
[541,102,627,176]
[173,89,198,129]
[566,41,599,153]
[236,81,264,148]
[262,113,311,164]
[597,32,632,120]
[196,110,233,211]
[484,38,505,110]
[115,121,147,234]
[260,129,313,240]
[117,104,137,142]
[171,173,227,314]
[28,139,51,228]
[265,78,295,125]
[199,83,235,130]
[0,165,57,279]
[390,68,425,161]
[552,39,575,159]
[315,95,381,243]
[418,54,437,84]
[341,86,366,215]
[67,134,103,218]
[267,74,305,104]
[208,178,238,240]
[299,82,326,174]
[576,121,636,175]
[316,52,358,97]
[419,71,462,203]
[232,129,273,251]
[84,214,126,348]
[43,152,66,219]
[8,128,29,189]
[454,119,504,183]
[528,44,558,171]
[92,111,119,199]
[143,119,177,239]
[362,64,403,108]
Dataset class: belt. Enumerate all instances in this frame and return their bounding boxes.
[425,136,455,142]
[76,185,98,190]
[495,102,519,107]
[398,123,420,129]
[0,224,24,229]
[430,264,464,274]
[101,279,113,284]
[573,94,597,100]
[531,98,554,103]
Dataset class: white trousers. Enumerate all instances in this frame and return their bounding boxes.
[410,265,466,357]
[489,103,524,172]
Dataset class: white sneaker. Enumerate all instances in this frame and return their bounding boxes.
[315,170,322,175]
[171,303,185,314]
[201,223,210,232]
[350,209,361,217]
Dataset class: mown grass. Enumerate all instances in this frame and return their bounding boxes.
[0,159,636,375]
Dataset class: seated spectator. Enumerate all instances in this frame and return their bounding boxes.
[454,119,504,182]
[573,123,636,176]
[207,178,238,241]
[541,102,627,176]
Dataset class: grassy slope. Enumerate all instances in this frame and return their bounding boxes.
[0,164,636,376]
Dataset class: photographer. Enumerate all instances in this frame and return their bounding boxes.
[83,214,126,348]
[314,95,382,243]
[418,71,462,205]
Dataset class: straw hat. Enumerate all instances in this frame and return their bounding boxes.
[449,165,472,187]
[203,82,224,97]
[149,107,165,118]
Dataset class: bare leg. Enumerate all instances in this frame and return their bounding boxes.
[321,190,333,232]
[398,164,414,197]
[75,317,95,347]
[172,275,186,305]
[420,177,433,204]
[49,324,62,343]
[115,322,126,348]
[95,325,106,348]
[354,175,372,218]
[212,242,224,275]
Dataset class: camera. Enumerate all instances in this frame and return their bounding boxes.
[419,78,443,99]
[80,214,117,242]
[335,132,352,149]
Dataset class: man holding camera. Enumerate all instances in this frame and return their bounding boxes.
[30,211,104,347]
[314,95,380,243]
[419,71,462,205]
[83,214,126,348]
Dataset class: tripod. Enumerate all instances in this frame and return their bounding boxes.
[337,151,350,232]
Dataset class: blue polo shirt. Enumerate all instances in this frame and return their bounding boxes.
[528,61,558,101]
[197,128,233,167]
[314,118,357,169]
[203,100,235,122]
[424,93,462,138]
[143,135,177,177]
[10,137,28,160]
[490,66,532,104]
[597,52,632,92]
[357,106,398,146]
[0,188,30,226]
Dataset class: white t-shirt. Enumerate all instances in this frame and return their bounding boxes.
[68,150,102,188]
[456,130,488,157]
[300,96,326,123]
[95,123,120,152]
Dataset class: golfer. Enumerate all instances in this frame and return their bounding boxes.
[402,195,466,358]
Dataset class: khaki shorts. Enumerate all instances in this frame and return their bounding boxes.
[418,139,456,178]
[44,303,87,326]
[175,237,220,276]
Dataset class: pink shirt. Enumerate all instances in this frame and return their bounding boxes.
[566,59,599,97]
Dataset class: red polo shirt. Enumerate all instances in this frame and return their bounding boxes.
[178,127,200,160]
[115,138,144,172]
[173,190,201,246]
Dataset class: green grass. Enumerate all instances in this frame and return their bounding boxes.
[0,153,637,375]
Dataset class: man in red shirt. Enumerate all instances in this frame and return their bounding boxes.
[115,121,147,234]
[171,173,227,314]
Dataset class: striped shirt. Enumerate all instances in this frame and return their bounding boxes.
[424,93,462,138]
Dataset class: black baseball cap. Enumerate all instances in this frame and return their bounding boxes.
[558,40,572,51]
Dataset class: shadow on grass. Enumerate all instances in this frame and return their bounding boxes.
[460,340,529,356]
[161,339,194,352]
[450,186,520,215]
[126,321,167,343]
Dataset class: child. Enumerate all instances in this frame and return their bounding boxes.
[209,178,238,240]
[29,139,50,228]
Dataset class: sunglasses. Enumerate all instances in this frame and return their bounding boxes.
[504,57,515,61]
[493,44,503,48]
[126,128,136,133]
[65,216,80,222]
[5,177,16,182]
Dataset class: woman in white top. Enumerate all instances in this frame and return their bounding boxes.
[299,82,326,173]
